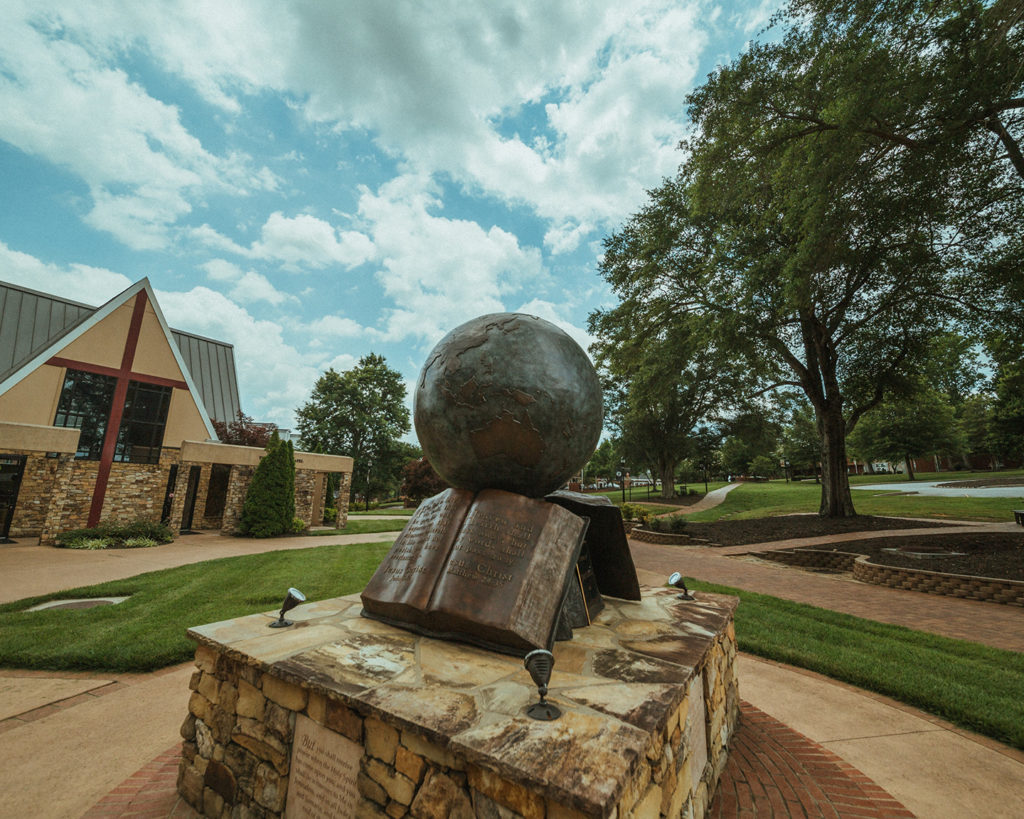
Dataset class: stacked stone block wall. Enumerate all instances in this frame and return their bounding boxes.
[293,469,317,528]
[336,472,351,527]
[97,447,179,526]
[853,556,1024,606]
[219,465,254,534]
[1,448,69,537]
[179,622,738,819]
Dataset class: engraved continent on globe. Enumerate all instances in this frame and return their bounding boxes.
[414,313,603,497]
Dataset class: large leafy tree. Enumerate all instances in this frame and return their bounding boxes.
[589,313,744,499]
[598,0,1021,516]
[847,383,964,479]
[295,354,411,504]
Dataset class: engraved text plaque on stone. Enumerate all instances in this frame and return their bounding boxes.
[284,714,361,819]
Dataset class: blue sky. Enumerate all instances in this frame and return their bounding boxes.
[0,0,779,432]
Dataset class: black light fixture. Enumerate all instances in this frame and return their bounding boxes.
[668,572,695,601]
[268,587,307,628]
[524,649,561,720]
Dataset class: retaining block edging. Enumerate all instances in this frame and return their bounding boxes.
[751,547,1024,607]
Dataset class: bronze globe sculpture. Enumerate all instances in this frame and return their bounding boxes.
[414,313,603,497]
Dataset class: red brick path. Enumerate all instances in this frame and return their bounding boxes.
[709,703,915,818]
[82,744,196,819]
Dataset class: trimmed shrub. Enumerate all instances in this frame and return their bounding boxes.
[239,432,297,538]
[63,537,110,550]
[290,517,307,534]
[123,537,159,549]
[55,520,173,549]
[648,515,688,533]
[323,507,337,524]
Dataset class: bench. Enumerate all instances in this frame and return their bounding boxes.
[1015,510,1024,526]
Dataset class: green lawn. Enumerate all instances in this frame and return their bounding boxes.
[312,519,408,535]
[688,578,1024,750]
[348,507,415,517]
[0,542,392,672]
[685,477,1024,522]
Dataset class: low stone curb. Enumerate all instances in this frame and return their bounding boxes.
[630,528,714,546]
[751,548,1024,607]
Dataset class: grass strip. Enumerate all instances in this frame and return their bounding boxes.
[0,542,391,673]
[348,508,415,517]
[686,479,1024,522]
[687,578,1024,750]
[311,519,407,535]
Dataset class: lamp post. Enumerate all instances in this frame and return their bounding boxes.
[619,462,626,504]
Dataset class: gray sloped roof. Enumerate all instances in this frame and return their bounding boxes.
[0,280,240,423]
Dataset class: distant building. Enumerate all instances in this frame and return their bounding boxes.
[0,279,351,544]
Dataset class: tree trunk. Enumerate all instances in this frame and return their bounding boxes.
[818,403,857,517]
[659,461,677,499]
[905,455,916,481]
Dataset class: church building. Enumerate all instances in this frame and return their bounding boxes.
[0,278,351,544]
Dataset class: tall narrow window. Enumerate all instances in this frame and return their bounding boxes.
[115,381,172,464]
[54,370,117,460]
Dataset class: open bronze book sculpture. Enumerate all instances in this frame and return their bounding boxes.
[361,313,640,655]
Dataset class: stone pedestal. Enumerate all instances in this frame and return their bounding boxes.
[177,588,739,818]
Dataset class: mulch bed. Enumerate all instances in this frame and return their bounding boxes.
[683,515,952,547]
[795,533,1024,581]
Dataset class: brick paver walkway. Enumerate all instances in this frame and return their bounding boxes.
[709,703,915,819]
[631,536,1024,652]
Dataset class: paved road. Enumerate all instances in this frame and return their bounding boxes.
[853,480,1024,497]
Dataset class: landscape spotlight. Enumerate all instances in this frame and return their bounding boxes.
[524,649,561,721]
[269,587,306,628]
[668,572,695,601]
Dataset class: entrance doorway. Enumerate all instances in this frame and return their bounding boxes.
[0,455,27,543]
[180,465,202,533]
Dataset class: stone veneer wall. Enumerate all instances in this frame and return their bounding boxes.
[32,448,180,543]
[293,470,316,528]
[1,448,73,537]
[98,447,179,526]
[177,614,738,819]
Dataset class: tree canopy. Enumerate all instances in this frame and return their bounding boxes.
[589,309,745,498]
[295,354,411,504]
[592,0,1022,516]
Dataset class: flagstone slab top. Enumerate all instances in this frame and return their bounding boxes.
[188,587,737,815]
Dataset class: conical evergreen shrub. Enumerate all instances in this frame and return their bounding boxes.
[239,432,297,537]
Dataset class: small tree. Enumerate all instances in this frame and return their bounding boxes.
[400,457,449,505]
[213,410,276,448]
[239,432,296,537]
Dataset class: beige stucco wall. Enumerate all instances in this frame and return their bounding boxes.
[0,365,65,425]
[132,303,187,380]
[0,421,79,453]
[163,389,213,447]
[179,439,353,473]
[58,299,134,368]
